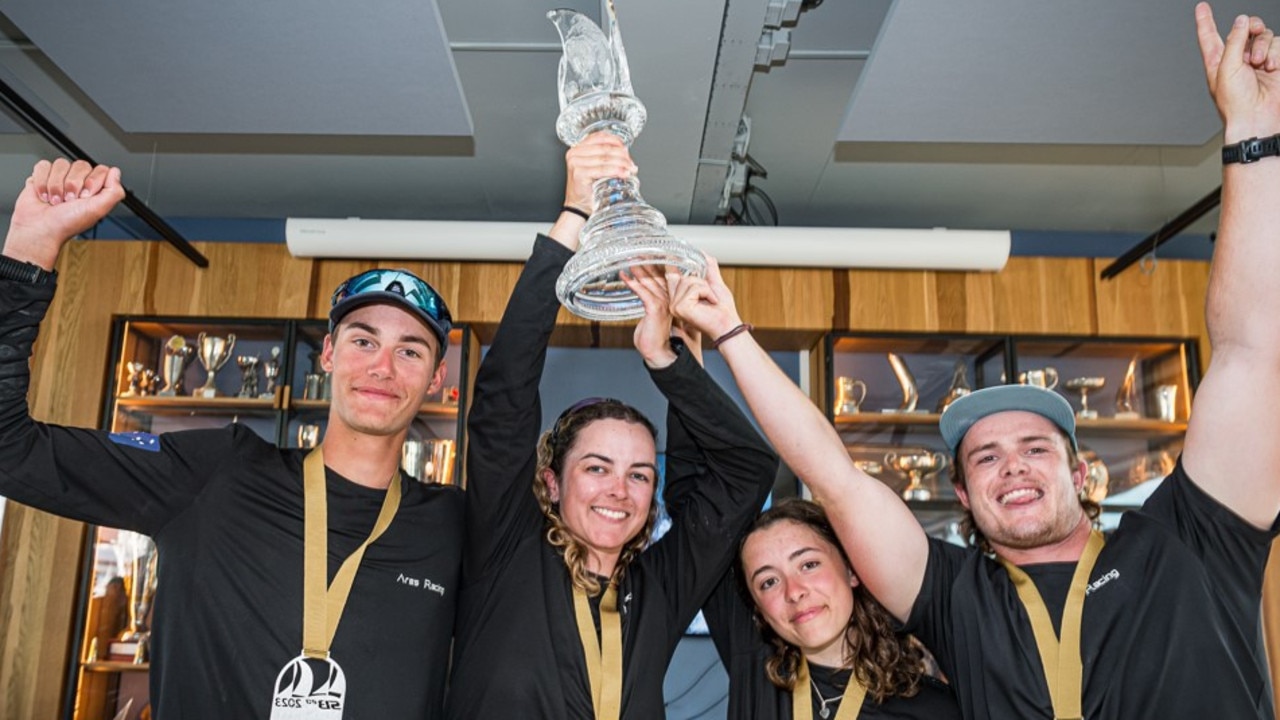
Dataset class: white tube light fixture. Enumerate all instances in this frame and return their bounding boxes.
[285,218,1010,271]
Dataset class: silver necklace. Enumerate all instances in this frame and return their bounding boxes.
[810,679,844,719]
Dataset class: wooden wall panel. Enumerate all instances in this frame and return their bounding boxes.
[0,241,1251,717]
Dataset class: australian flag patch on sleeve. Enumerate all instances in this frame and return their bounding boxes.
[109,432,161,452]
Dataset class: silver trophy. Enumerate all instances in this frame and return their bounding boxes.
[194,332,236,398]
[236,355,260,398]
[884,450,948,502]
[548,2,706,320]
[935,361,972,413]
[1064,376,1106,419]
[115,531,158,663]
[1114,356,1140,420]
[261,346,282,399]
[159,336,195,397]
[884,353,921,413]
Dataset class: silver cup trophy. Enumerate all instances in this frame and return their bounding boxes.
[236,355,260,398]
[159,336,195,397]
[116,530,158,663]
[194,332,236,398]
[261,346,282,399]
[884,450,948,502]
[548,2,706,320]
[1065,376,1106,419]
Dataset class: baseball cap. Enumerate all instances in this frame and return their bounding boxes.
[329,268,453,352]
[939,384,1077,455]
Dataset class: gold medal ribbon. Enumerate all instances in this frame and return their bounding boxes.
[572,583,623,720]
[302,447,402,658]
[1000,528,1105,720]
[791,657,866,720]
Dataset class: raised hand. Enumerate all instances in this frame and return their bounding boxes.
[550,132,637,251]
[666,256,741,345]
[1195,3,1280,141]
[3,159,125,270]
[620,263,677,368]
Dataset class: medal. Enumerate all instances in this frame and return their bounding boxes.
[270,654,347,719]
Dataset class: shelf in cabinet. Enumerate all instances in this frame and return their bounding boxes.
[81,660,150,673]
[835,412,941,427]
[290,399,460,417]
[114,396,276,416]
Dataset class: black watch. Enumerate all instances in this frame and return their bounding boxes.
[1222,134,1280,165]
[0,255,55,284]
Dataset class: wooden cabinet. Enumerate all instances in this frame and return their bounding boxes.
[66,315,473,720]
[823,331,1201,542]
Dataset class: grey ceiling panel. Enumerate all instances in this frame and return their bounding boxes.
[1,0,472,136]
[838,0,1253,146]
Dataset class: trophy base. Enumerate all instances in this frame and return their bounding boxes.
[1114,411,1140,420]
[902,486,933,502]
[194,388,220,399]
[157,389,180,397]
[1077,409,1099,420]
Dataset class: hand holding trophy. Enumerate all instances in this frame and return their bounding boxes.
[548,1,705,320]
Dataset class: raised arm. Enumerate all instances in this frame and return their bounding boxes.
[1182,4,1280,528]
[3,159,124,268]
[666,258,928,621]
[462,134,637,575]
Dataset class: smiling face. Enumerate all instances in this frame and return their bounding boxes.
[953,410,1088,557]
[543,418,658,577]
[742,520,857,668]
[321,303,445,441]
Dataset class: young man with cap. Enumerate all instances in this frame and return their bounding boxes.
[664,5,1280,718]
[0,159,463,718]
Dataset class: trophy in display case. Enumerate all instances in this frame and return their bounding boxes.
[1114,356,1140,420]
[158,335,195,397]
[1018,366,1059,390]
[236,355,260,398]
[120,361,148,397]
[834,376,867,416]
[194,332,236,398]
[884,353,921,413]
[261,346,282,399]
[884,450,948,502]
[1064,376,1106,419]
[115,531,158,663]
[547,2,706,320]
[935,361,972,413]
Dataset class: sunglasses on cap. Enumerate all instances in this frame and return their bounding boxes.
[329,268,453,351]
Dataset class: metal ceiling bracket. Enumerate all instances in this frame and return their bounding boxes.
[0,76,208,268]
[1099,187,1220,280]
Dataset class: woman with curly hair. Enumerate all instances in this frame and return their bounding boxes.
[443,133,779,719]
[663,259,959,719]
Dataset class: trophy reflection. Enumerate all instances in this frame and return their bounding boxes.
[548,2,705,320]
[1064,376,1106,419]
[194,332,236,398]
[884,451,948,502]
[116,531,158,663]
[158,335,195,397]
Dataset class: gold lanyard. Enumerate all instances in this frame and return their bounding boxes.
[302,447,402,658]
[791,657,865,720]
[572,583,623,720]
[1000,528,1105,720]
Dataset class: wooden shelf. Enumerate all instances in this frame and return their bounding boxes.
[81,660,150,673]
[115,396,276,417]
[291,399,460,417]
[835,412,941,427]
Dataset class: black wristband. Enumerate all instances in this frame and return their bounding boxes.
[0,255,55,284]
[561,205,590,221]
[1222,134,1280,165]
[711,323,753,349]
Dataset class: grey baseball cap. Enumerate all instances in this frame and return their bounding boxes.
[939,384,1077,455]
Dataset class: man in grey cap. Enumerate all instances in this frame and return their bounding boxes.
[663,4,1280,719]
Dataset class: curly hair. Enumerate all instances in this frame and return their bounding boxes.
[533,398,660,596]
[951,427,1100,554]
[739,499,927,704]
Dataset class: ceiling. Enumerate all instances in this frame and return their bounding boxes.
[0,0,1256,263]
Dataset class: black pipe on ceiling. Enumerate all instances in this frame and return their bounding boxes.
[0,76,208,268]
[1099,187,1220,280]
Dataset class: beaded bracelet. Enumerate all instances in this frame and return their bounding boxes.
[711,323,754,349]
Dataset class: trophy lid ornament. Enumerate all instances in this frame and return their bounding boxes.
[548,2,706,321]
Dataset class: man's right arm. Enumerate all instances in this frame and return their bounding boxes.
[667,258,929,622]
